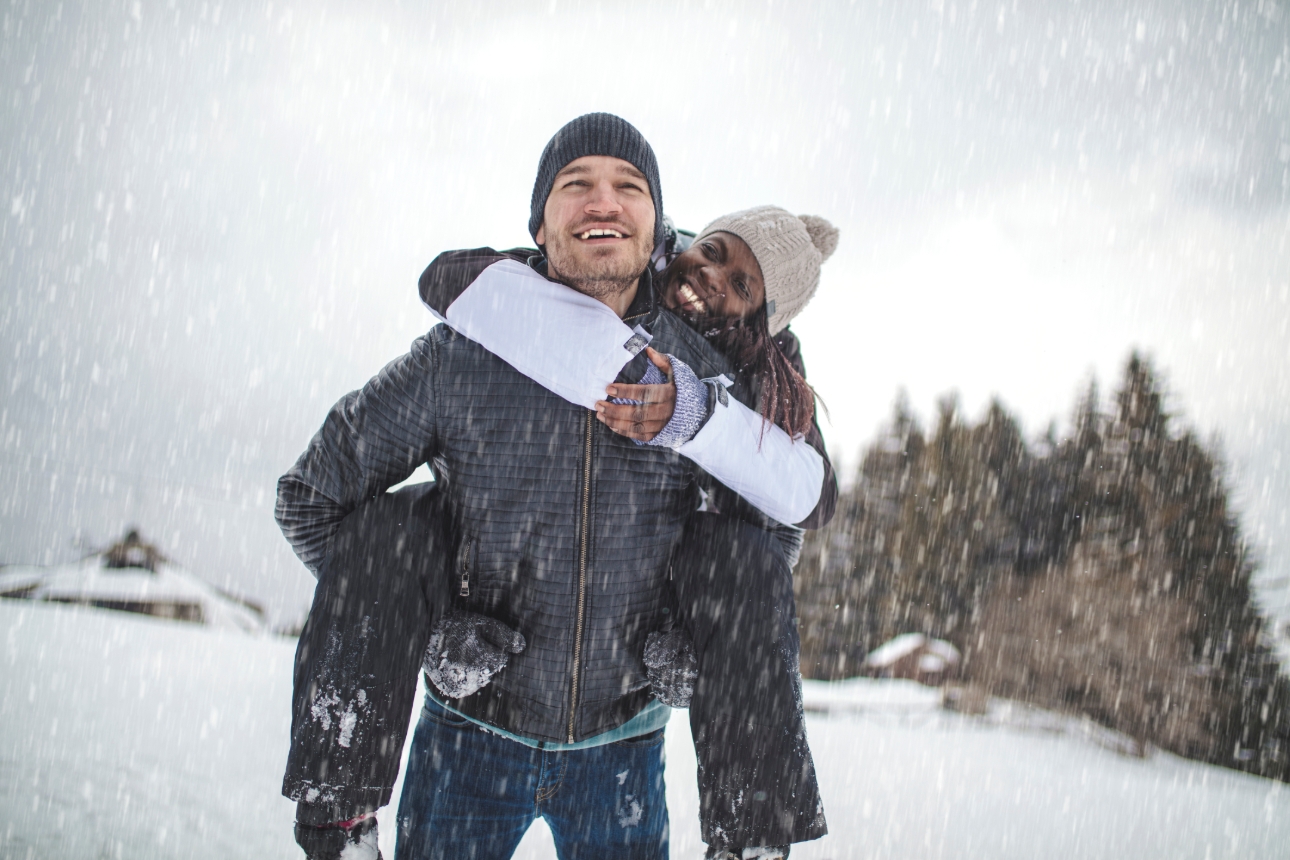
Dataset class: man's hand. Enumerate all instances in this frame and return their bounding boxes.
[596,347,677,442]
[425,611,526,700]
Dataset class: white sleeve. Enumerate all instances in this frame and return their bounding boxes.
[426,258,643,411]
[678,391,825,526]
[428,258,824,523]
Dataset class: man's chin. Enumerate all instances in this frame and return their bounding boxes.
[576,244,640,266]
[553,248,650,287]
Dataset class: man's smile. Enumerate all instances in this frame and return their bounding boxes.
[577,227,625,240]
[571,223,632,246]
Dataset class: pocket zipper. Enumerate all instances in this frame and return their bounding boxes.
[459,538,472,597]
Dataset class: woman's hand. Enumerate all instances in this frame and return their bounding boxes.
[595,348,677,442]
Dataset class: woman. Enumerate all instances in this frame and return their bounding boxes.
[417,206,839,859]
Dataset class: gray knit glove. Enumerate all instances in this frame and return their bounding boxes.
[425,611,526,700]
[644,628,698,708]
[644,355,708,450]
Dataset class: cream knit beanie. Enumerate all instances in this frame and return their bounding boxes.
[694,205,839,335]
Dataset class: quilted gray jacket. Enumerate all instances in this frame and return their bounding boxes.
[278,258,759,744]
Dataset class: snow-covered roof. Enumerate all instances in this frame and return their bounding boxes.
[925,638,962,663]
[865,633,962,669]
[865,633,928,667]
[0,557,264,633]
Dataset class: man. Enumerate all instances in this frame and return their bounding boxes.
[277,113,822,860]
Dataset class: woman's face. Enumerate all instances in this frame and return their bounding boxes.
[660,231,766,322]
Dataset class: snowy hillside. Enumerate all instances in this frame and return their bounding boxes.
[2,599,1286,859]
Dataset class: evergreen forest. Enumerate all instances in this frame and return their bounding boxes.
[795,353,1290,781]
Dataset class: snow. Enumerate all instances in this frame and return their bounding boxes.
[791,698,1287,859]
[924,638,961,663]
[0,599,296,858]
[800,676,943,712]
[3,600,1288,859]
[337,828,380,860]
[917,652,949,673]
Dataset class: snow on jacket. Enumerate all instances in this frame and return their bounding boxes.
[278,259,774,744]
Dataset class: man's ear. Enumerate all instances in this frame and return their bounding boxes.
[535,222,545,245]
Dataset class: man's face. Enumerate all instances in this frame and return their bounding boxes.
[536,156,655,299]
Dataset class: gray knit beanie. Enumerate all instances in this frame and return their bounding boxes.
[528,113,664,246]
[695,206,839,335]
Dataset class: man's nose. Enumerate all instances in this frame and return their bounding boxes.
[584,180,624,215]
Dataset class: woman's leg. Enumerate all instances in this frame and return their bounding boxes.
[284,482,455,825]
[671,513,827,851]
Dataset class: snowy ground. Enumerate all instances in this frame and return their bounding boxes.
[2,599,1287,859]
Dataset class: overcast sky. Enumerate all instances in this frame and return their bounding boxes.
[2,0,1287,629]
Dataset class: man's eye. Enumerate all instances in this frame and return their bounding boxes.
[735,279,749,299]
[701,242,716,260]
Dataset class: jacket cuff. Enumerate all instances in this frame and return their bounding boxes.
[646,355,709,450]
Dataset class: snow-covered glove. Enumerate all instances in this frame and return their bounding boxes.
[425,611,526,700]
[644,627,698,708]
[294,813,381,860]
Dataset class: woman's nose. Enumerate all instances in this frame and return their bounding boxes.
[697,265,725,296]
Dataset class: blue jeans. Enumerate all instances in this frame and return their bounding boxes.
[395,696,670,860]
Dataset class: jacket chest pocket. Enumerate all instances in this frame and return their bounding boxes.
[456,536,479,598]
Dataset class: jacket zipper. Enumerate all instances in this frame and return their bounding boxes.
[459,538,472,598]
[568,409,593,743]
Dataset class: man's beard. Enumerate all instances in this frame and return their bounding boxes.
[544,227,652,301]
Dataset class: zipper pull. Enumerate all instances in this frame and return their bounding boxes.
[459,539,471,597]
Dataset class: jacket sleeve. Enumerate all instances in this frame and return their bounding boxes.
[421,251,645,410]
[418,251,835,528]
[676,387,835,528]
[775,329,838,529]
[275,333,442,575]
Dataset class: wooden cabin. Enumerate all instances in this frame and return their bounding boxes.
[862,633,962,687]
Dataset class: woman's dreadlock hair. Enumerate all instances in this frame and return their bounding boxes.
[686,306,819,440]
